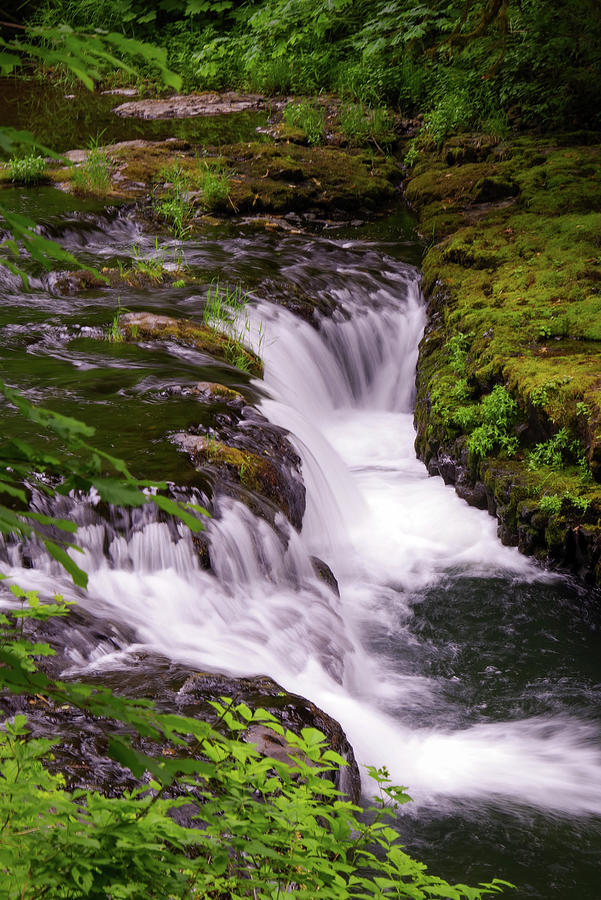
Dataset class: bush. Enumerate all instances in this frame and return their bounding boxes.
[466,385,519,459]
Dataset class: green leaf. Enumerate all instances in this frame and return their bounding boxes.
[151,494,205,532]
[43,540,88,589]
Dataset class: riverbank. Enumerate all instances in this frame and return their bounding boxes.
[405,132,601,584]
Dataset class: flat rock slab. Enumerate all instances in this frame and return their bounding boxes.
[113,91,265,119]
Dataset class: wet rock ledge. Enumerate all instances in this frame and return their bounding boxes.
[406,132,601,584]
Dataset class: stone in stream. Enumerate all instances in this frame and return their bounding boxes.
[113,91,266,119]
[1,646,361,804]
[173,431,306,531]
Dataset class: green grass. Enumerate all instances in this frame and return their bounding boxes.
[71,135,112,194]
[6,154,47,185]
[282,99,326,145]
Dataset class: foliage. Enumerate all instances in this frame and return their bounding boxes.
[0,385,207,588]
[466,386,519,459]
[283,99,327,146]
[338,102,395,148]
[538,493,563,515]
[203,280,265,370]
[0,577,511,898]
[6,153,47,185]
[70,134,113,194]
[106,296,127,342]
[528,428,587,473]
[155,163,193,238]
[194,157,231,209]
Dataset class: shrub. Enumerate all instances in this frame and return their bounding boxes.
[71,136,112,194]
[528,428,587,472]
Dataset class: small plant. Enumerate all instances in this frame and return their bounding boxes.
[195,158,231,210]
[564,492,591,513]
[447,331,471,375]
[467,385,519,459]
[203,280,265,371]
[131,241,165,282]
[6,153,47,185]
[404,139,420,168]
[173,278,186,288]
[338,101,394,148]
[530,380,559,408]
[539,493,563,515]
[576,401,591,419]
[71,134,113,194]
[106,296,125,343]
[528,428,587,472]
[155,164,192,239]
[283,99,326,145]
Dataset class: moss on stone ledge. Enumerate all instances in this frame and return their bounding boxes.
[408,132,601,582]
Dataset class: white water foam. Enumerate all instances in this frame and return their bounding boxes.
[4,248,601,819]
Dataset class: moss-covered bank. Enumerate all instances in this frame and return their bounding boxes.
[406,132,601,584]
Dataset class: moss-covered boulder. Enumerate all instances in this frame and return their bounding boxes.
[173,433,305,530]
[407,132,601,583]
[48,135,400,218]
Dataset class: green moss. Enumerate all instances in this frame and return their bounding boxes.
[410,133,601,563]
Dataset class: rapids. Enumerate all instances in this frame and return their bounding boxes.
[1,208,600,898]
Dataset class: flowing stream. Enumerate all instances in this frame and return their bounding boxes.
[1,194,601,898]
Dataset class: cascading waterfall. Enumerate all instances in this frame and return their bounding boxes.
[4,235,601,826]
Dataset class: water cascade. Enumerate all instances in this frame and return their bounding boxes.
[2,221,600,896]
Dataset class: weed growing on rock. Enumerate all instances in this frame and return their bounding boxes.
[195,158,231,209]
[467,386,519,459]
[7,154,47,185]
[539,493,563,515]
[528,428,587,473]
[283,99,326,145]
[203,281,265,371]
[71,135,112,194]
[338,102,394,148]
[106,297,125,343]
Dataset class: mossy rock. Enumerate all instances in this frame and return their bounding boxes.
[48,136,400,218]
[409,132,601,582]
[173,433,301,526]
[119,312,263,377]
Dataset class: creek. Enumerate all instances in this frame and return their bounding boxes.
[1,178,601,897]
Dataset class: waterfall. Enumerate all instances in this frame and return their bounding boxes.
[3,239,601,822]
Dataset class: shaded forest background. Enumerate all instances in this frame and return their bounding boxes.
[5,0,601,135]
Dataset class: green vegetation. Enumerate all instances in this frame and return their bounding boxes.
[203,281,265,372]
[70,135,113,194]
[338,102,395,148]
[23,0,601,134]
[6,154,47,185]
[283,99,326,146]
[465,386,519,460]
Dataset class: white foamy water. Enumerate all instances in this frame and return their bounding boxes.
[3,247,601,820]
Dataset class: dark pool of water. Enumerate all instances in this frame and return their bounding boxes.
[0,77,269,154]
